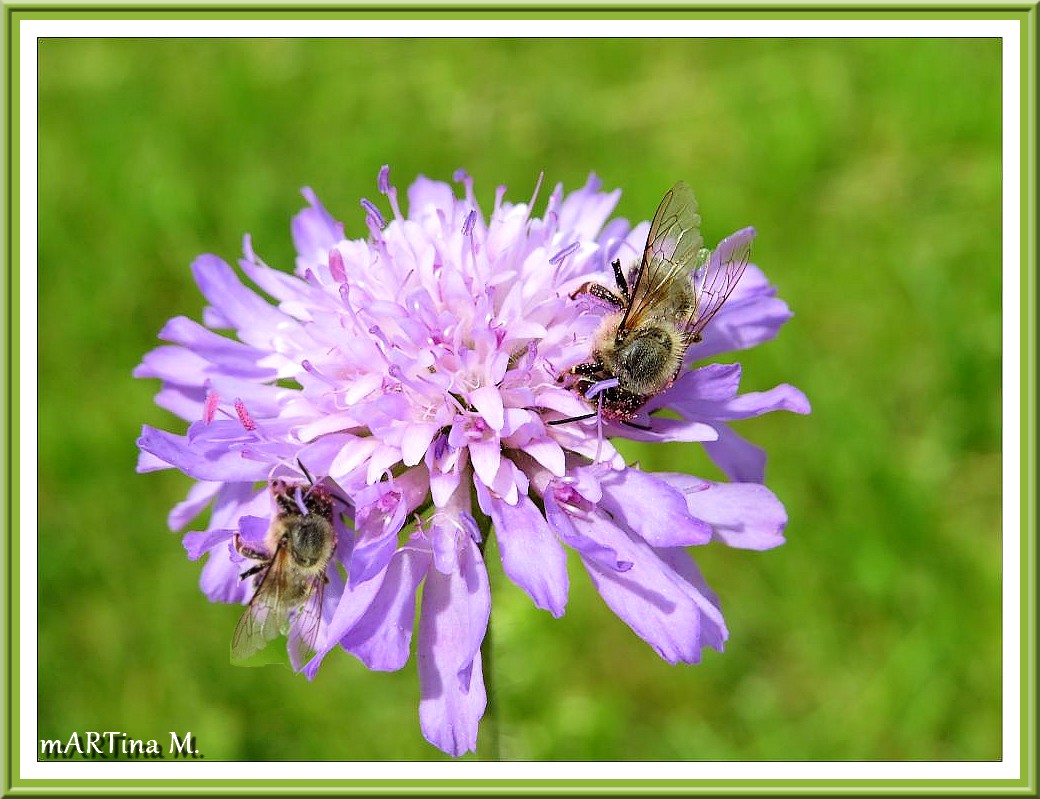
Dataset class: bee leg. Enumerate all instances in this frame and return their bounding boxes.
[233,532,270,562]
[239,561,268,581]
[556,358,603,387]
[275,491,300,517]
[611,258,630,300]
[570,281,627,311]
[550,361,609,426]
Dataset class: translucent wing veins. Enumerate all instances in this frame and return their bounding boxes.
[619,181,705,334]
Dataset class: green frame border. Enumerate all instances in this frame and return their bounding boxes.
[3,5,1036,795]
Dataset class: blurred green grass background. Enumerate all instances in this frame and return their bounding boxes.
[37,38,1002,761]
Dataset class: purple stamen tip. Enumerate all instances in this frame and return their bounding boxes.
[361,198,386,229]
[462,210,476,235]
[550,241,580,265]
[585,378,619,400]
[453,168,468,183]
[378,165,391,194]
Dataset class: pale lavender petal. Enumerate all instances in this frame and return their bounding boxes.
[329,437,380,480]
[669,382,810,423]
[292,186,343,268]
[468,438,501,488]
[303,562,389,679]
[190,254,286,335]
[158,316,277,379]
[239,257,320,310]
[469,386,504,431]
[182,529,234,561]
[134,345,210,384]
[649,363,742,410]
[430,521,459,575]
[694,266,793,360]
[168,481,221,531]
[198,543,250,604]
[457,536,491,671]
[522,437,566,476]
[417,537,489,757]
[656,473,787,550]
[136,450,170,473]
[615,417,719,444]
[710,226,756,268]
[429,463,462,508]
[350,527,399,586]
[407,176,457,218]
[543,490,631,572]
[703,424,768,483]
[341,546,431,671]
[598,468,712,547]
[296,434,358,482]
[210,482,268,529]
[556,173,622,241]
[402,422,441,467]
[579,521,711,664]
[235,515,269,548]
[485,490,568,617]
[137,426,270,482]
[706,384,811,420]
[152,385,206,423]
[653,546,728,652]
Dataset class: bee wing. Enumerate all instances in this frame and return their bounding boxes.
[619,181,705,333]
[231,548,292,664]
[683,226,754,339]
[287,575,326,671]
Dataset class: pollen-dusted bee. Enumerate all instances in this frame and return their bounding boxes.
[231,478,337,666]
[559,181,752,422]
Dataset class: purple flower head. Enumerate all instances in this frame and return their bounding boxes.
[136,168,809,757]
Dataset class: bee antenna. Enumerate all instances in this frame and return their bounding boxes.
[297,459,315,486]
[547,413,598,426]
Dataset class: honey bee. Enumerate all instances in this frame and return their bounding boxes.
[231,477,337,666]
[558,181,752,422]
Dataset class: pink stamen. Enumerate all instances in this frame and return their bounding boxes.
[203,391,219,424]
[234,398,257,431]
[328,249,346,282]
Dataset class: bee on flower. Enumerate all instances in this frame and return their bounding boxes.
[136,167,809,757]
